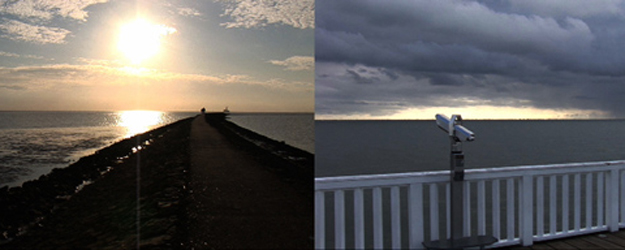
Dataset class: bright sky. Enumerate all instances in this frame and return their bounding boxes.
[0,0,314,113]
[316,0,625,120]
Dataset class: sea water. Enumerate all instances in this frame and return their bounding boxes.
[316,119,625,248]
[0,111,314,188]
[315,119,625,177]
[228,113,314,153]
[0,111,196,187]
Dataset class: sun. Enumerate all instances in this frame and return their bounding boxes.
[118,19,176,64]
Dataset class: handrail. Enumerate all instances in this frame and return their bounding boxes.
[315,160,625,249]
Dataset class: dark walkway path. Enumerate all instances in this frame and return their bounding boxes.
[187,116,312,249]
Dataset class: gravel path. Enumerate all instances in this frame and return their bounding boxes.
[186,116,312,249]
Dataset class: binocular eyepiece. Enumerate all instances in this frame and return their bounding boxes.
[436,114,475,142]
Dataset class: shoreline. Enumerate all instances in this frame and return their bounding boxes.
[0,113,313,248]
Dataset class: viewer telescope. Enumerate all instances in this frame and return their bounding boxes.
[436,114,475,142]
[423,114,496,250]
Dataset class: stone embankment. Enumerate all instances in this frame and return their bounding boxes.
[0,113,313,249]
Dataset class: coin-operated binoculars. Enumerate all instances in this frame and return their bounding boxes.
[436,114,474,182]
[437,114,473,243]
[423,114,496,249]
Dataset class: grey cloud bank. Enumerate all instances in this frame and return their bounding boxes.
[316,0,625,119]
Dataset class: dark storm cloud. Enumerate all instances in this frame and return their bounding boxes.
[346,69,379,84]
[315,0,625,118]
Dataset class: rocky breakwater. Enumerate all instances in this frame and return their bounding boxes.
[0,117,193,249]
[205,113,313,197]
[0,113,314,249]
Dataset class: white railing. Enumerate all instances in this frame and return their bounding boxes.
[315,160,625,249]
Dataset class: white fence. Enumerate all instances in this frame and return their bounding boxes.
[315,160,625,249]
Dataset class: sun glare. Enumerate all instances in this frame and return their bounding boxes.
[118,19,176,64]
[117,110,165,137]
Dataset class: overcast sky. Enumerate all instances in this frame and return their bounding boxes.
[316,0,625,119]
[0,0,313,112]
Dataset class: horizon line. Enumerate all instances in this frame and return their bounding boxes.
[315,117,624,121]
[0,109,314,114]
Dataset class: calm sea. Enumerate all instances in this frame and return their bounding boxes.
[0,111,313,187]
[315,119,625,177]
[228,113,314,153]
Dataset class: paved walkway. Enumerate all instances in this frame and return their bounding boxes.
[187,116,312,249]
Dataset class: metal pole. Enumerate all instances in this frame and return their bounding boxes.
[450,137,464,247]
[431,114,497,250]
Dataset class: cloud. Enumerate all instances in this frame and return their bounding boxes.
[316,1,598,74]
[0,0,107,44]
[316,60,625,119]
[507,0,624,18]
[315,0,625,119]
[0,84,25,90]
[0,62,312,93]
[0,61,313,111]
[0,51,19,57]
[0,0,108,21]
[177,7,202,17]
[0,50,45,59]
[0,19,71,44]
[269,56,313,71]
[219,0,314,29]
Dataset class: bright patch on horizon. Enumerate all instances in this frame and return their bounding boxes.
[394,106,611,120]
[316,106,611,120]
[117,110,165,137]
[117,19,176,64]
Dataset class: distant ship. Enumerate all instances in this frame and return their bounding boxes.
[223,106,230,115]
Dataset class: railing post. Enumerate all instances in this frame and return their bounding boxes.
[608,169,619,232]
[621,170,625,227]
[354,188,365,249]
[463,181,471,237]
[446,183,451,239]
[574,174,581,231]
[335,190,345,249]
[521,174,533,246]
[315,191,325,249]
[506,179,515,241]
[492,179,500,239]
[562,175,569,233]
[391,186,401,249]
[549,175,556,235]
[373,187,383,249]
[430,184,440,240]
[536,176,544,237]
[598,172,604,227]
[585,173,593,230]
[477,180,486,235]
[409,183,424,249]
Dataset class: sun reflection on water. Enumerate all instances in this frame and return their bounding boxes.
[117,110,165,137]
